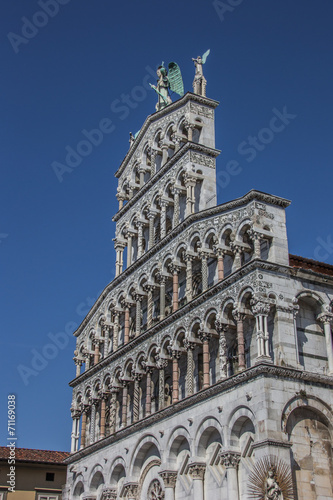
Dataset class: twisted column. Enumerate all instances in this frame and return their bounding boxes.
[148,211,155,249]
[160,200,168,239]
[185,253,193,302]
[170,264,180,312]
[90,399,98,444]
[132,373,142,423]
[145,367,153,417]
[136,221,144,258]
[171,186,181,227]
[135,294,142,337]
[200,252,208,292]
[109,388,118,435]
[146,285,155,329]
[156,358,168,410]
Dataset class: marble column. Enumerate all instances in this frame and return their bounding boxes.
[136,221,144,258]
[216,249,225,281]
[121,382,128,428]
[199,332,211,389]
[74,358,82,378]
[126,232,133,268]
[133,374,141,423]
[145,367,153,417]
[99,394,107,439]
[185,253,193,302]
[93,338,100,365]
[80,407,88,449]
[161,143,169,166]
[148,212,155,249]
[109,388,118,435]
[251,300,271,361]
[160,200,168,239]
[124,305,130,344]
[172,266,179,312]
[184,339,195,396]
[318,313,333,374]
[113,311,120,351]
[247,228,262,258]
[233,310,246,371]
[232,244,242,270]
[135,295,142,337]
[216,321,228,380]
[200,253,208,292]
[156,358,168,410]
[146,285,154,329]
[172,350,181,404]
[188,463,206,500]
[220,451,241,500]
[171,187,181,227]
[90,399,97,444]
[70,413,80,453]
[159,275,166,320]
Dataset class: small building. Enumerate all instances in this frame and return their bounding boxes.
[0,447,69,500]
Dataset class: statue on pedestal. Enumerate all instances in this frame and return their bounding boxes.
[150,62,184,111]
[192,49,210,96]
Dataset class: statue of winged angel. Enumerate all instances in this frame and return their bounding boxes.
[192,49,210,96]
[150,62,184,111]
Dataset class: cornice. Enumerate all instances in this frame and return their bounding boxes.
[73,190,291,338]
[115,92,220,178]
[65,362,333,464]
[113,142,220,223]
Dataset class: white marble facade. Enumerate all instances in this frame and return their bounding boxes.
[64,91,333,500]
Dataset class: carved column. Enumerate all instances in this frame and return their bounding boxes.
[200,252,208,292]
[99,394,107,439]
[139,167,145,187]
[251,300,271,361]
[113,311,120,351]
[184,339,195,396]
[150,149,157,176]
[216,320,228,380]
[233,310,246,371]
[318,313,333,374]
[136,221,144,258]
[145,367,153,417]
[199,331,211,389]
[185,253,193,302]
[172,350,181,404]
[146,285,154,329]
[159,471,178,500]
[188,463,206,500]
[124,304,130,344]
[148,211,155,249]
[70,410,80,453]
[121,382,128,427]
[171,187,181,227]
[109,388,118,435]
[160,200,168,239]
[90,399,97,444]
[102,324,110,358]
[135,294,142,337]
[158,275,166,320]
[132,373,142,423]
[220,452,241,500]
[156,358,168,410]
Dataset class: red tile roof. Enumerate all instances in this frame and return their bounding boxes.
[289,254,333,277]
[0,447,69,464]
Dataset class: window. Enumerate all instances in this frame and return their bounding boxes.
[45,473,55,481]
[38,495,58,500]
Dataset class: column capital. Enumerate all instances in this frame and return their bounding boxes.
[158,470,178,488]
[121,482,139,499]
[198,331,211,343]
[101,487,117,500]
[169,348,182,359]
[317,312,333,325]
[188,462,206,480]
[232,308,246,322]
[156,356,169,369]
[215,319,229,333]
[183,338,196,350]
[220,451,241,468]
[250,298,271,316]
[168,263,181,275]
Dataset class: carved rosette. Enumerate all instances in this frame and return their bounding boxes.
[220,451,241,469]
[147,479,165,500]
[158,470,178,489]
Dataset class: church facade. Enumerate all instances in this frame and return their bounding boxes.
[63,63,333,500]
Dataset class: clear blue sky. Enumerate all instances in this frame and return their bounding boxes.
[1,0,333,451]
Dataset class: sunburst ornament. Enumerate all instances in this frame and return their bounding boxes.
[248,455,294,499]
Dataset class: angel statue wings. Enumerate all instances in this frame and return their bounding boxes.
[150,62,184,111]
[192,49,210,97]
